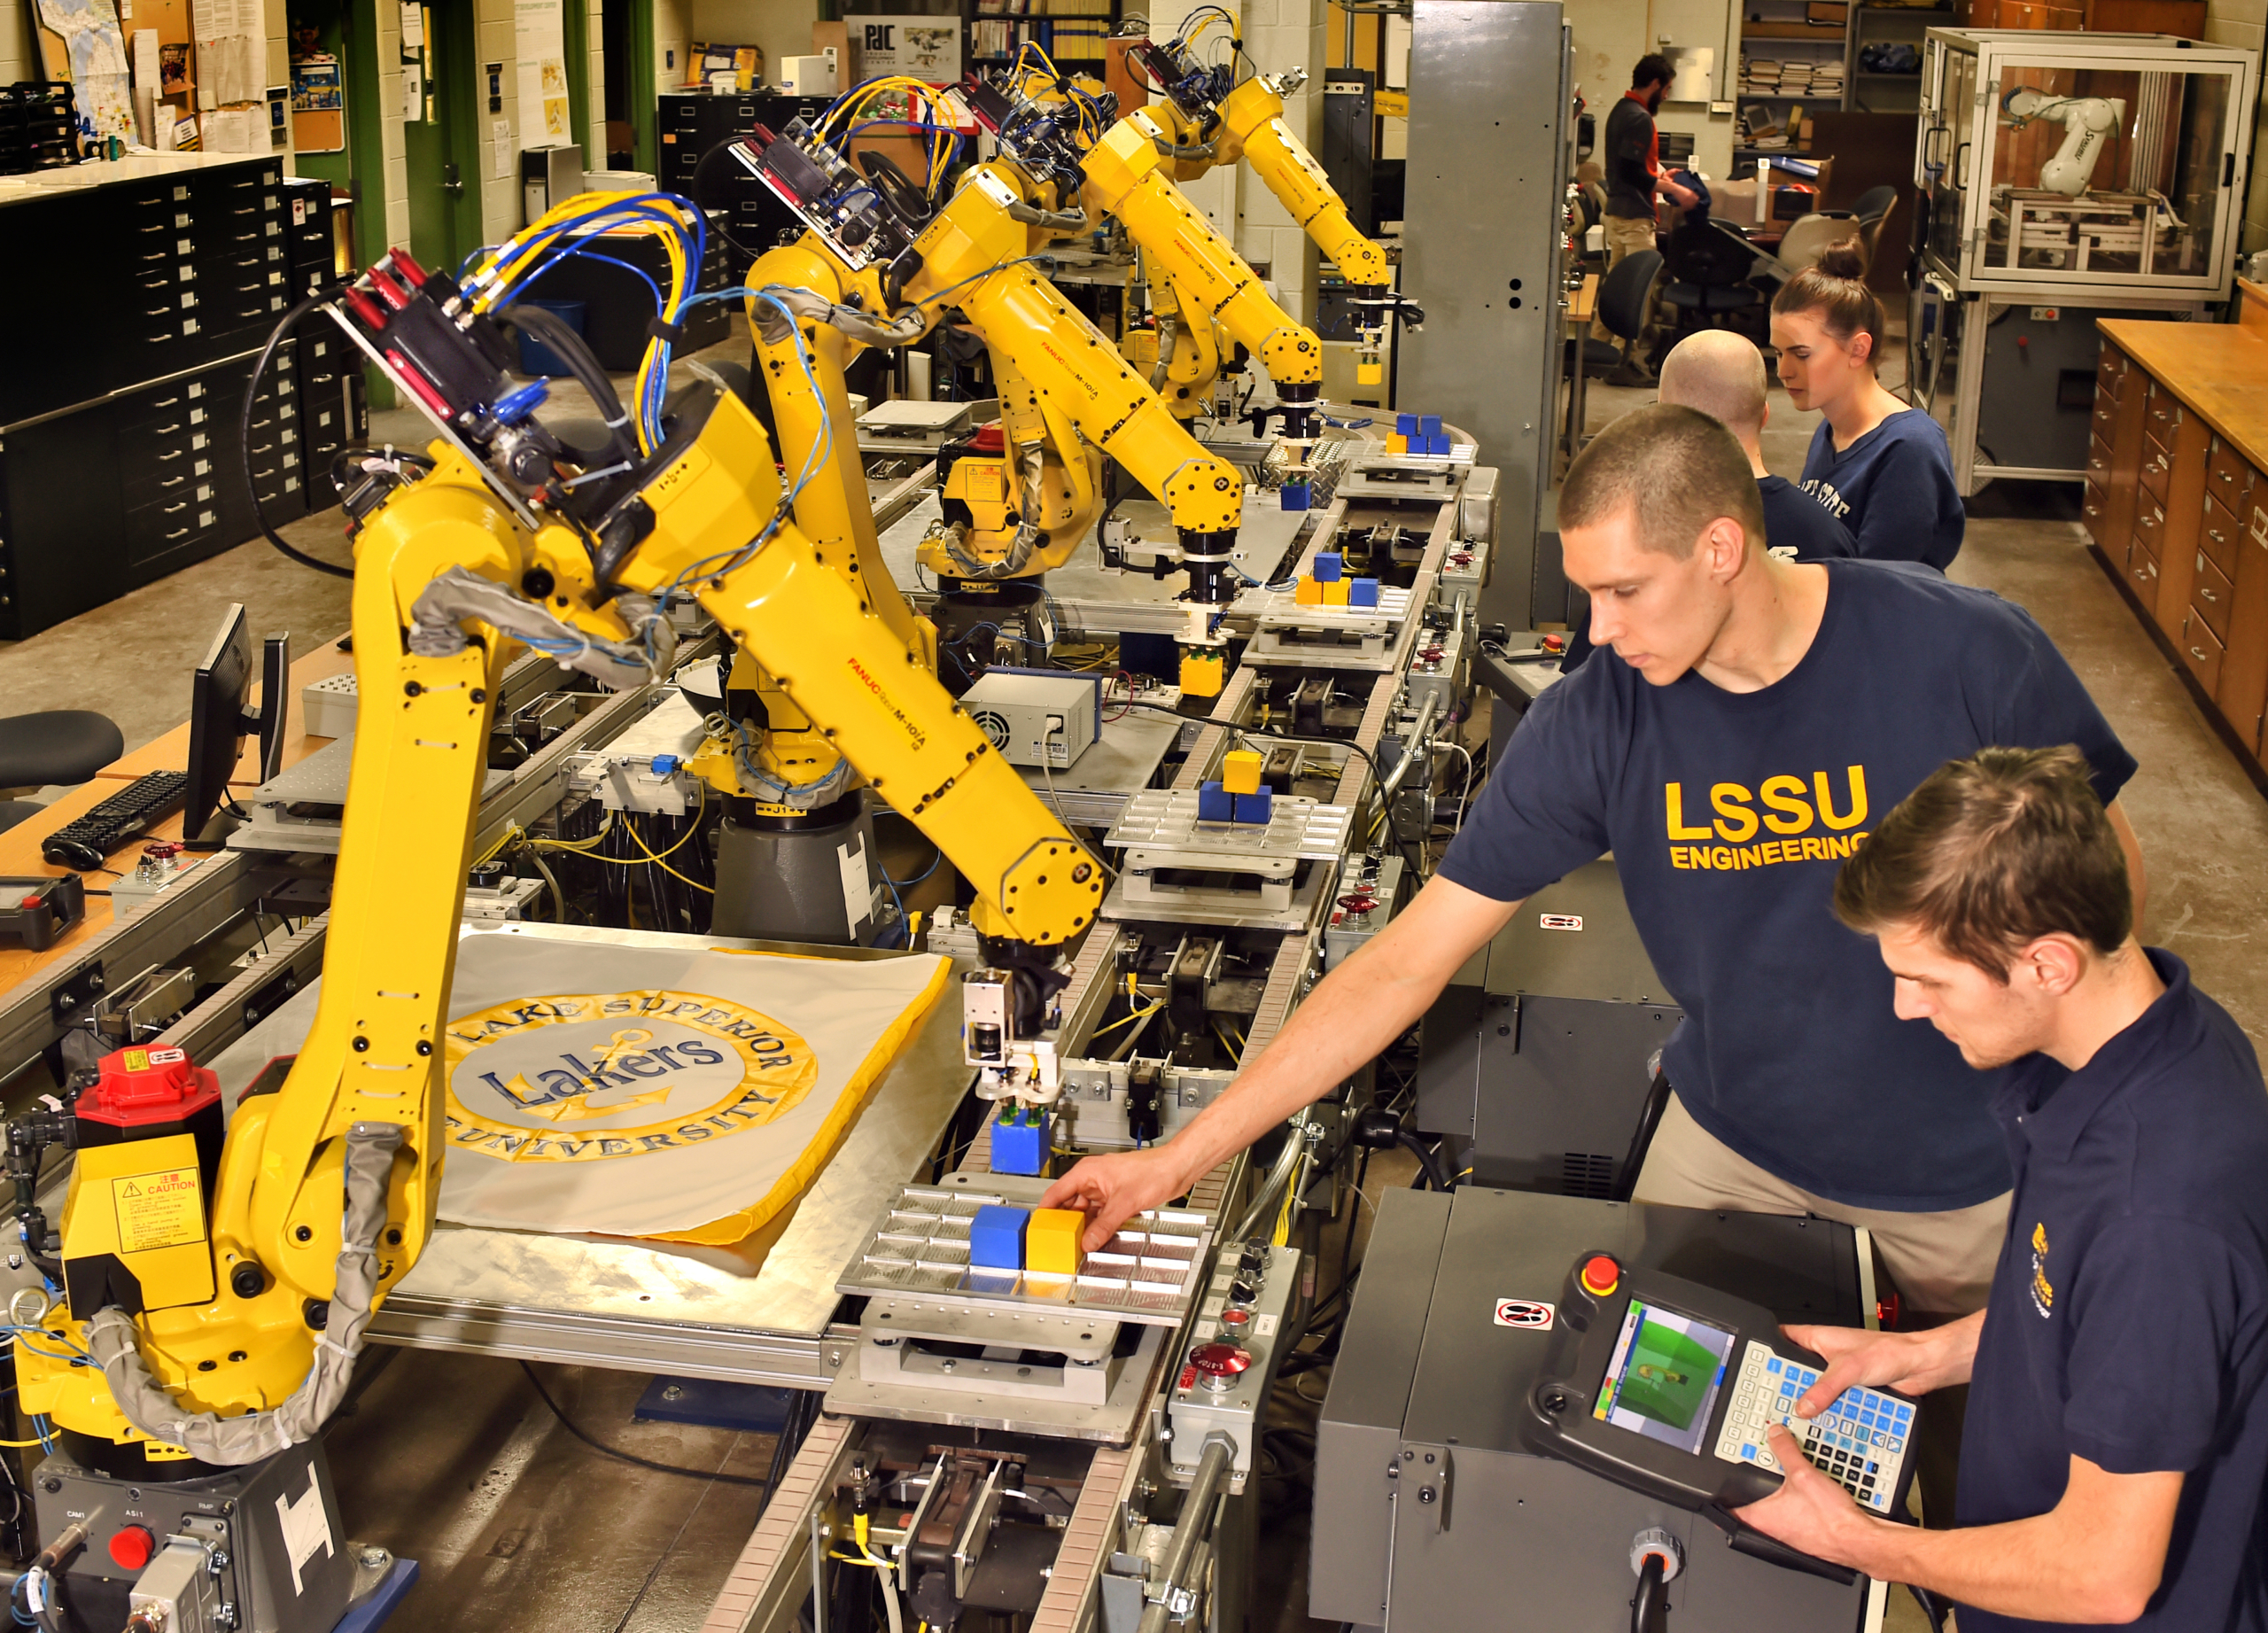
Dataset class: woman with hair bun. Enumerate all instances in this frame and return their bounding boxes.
[1770,241,1965,571]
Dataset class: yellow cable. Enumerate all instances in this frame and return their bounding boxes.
[1091,1000,1162,1038]
[619,812,718,894]
[0,1436,49,1448]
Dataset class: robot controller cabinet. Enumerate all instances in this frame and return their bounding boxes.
[1417,859,1681,1196]
[1311,1187,1879,1631]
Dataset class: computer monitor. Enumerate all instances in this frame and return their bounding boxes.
[183,605,291,851]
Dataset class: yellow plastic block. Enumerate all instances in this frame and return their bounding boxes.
[1221,749,1263,796]
[1293,576,1324,605]
[1357,361,1385,385]
[1322,579,1350,606]
[1027,1208,1085,1276]
[1386,433,1407,455]
[1181,649,1225,697]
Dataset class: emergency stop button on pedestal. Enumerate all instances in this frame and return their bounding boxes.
[108,1524,156,1571]
[1581,1255,1620,1297]
[1188,1341,1253,1393]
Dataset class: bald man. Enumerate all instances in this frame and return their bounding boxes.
[1658,330,1855,564]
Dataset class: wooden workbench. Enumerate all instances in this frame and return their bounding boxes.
[2089,281,2268,778]
[0,638,354,991]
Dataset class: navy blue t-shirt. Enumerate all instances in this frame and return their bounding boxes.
[1441,559,2135,1212]
[1799,408,1965,570]
[1960,951,2268,1633]
[1759,473,1855,562]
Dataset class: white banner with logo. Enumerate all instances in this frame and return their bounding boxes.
[212,931,949,1243]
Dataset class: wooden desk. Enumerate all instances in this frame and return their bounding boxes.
[97,640,355,785]
[2,638,353,991]
[0,786,201,992]
[2090,281,2268,775]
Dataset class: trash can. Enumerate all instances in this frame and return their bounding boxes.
[515,299,587,377]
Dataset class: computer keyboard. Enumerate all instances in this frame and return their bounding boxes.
[41,771,191,871]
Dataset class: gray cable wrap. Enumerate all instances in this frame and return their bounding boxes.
[704,710,858,811]
[407,565,669,689]
[1006,200,1088,231]
[83,1122,405,1466]
[922,431,1050,580]
[747,286,928,351]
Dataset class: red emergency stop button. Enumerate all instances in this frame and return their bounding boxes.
[1581,1255,1620,1297]
[108,1525,155,1571]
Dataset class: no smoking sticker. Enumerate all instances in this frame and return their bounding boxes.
[1494,1297,1556,1330]
[112,1167,206,1255]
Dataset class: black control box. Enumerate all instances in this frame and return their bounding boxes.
[0,875,85,950]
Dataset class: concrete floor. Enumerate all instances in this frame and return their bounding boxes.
[7,319,2264,1632]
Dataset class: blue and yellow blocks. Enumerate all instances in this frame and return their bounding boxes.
[1200,775,1272,826]
[1198,780,1236,823]
[1348,578,1381,608]
[991,1105,1050,1176]
[969,1203,1029,1271]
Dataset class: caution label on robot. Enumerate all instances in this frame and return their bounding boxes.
[111,1167,206,1254]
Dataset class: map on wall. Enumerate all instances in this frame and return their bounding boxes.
[515,0,573,146]
[34,0,134,143]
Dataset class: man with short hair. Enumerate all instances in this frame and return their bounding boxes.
[1592,52,1696,380]
[1559,333,1855,673]
[1658,330,1853,563]
[1048,405,2145,1332]
[1736,746,2268,1630]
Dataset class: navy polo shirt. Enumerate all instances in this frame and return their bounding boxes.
[1799,408,1965,571]
[1959,950,2268,1632]
[1444,559,2134,1213]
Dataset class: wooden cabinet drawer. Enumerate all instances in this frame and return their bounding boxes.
[2133,494,2169,556]
[2084,478,2114,548]
[2144,379,2179,445]
[2208,436,2251,508]
[2096,345,2127,403]
[2140,436,2172,504]
[2127,538,2162,610]
[2180,605,2226,696]
[2085,433,2112,487]
[2202,489,2242,576]
[2194,548,2235,642]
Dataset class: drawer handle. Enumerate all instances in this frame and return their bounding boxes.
[2193,647,2211,663]
[2210,529,2227,544]
[2085,504,2101,517]
[2202,586,2220,603]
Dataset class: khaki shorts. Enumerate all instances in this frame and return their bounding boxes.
[1631,1093,2010,1318]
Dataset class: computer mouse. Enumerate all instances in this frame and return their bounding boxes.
[43,837,105,872]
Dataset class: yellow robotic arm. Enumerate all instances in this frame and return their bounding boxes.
[15,231,1104,1459]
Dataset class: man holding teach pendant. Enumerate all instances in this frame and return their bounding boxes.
[1045,404,2143,1358]
[1736,748,2268,1629]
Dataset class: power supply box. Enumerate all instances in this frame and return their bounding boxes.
[961,670,1101,769]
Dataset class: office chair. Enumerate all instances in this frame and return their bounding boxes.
[1854,185,1898,270]
[1568,248,1662,381]
[1775,211,1854,276]
[1658,219,1764,349]
[0,711,125,834]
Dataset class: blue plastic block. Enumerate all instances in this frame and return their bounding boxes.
[970,1203,1029,1270]
[992,1106,1050,1176]
[1395,412,1418,435]
[1420,414,1443,436]
[1348,577,1380,608]
[1279,479,1310,512]
[1234,789,1274,825]
[1312,550,1343,582]
[1198,781,1235,822]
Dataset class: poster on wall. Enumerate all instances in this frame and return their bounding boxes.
[34,0,135,143]
[852,15,961,85]
[514,0,573,144]
[290,54,344,152]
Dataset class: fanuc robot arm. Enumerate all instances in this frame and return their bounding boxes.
[733,112,1248,696]
[2001,86,2127,197]
[1129,27,1418,383]
[968,66,1325,439]
[13,218,1107,1461]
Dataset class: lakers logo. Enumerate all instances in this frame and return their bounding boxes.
[441,990,819,1163]
[2029,1222,2054,1318]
